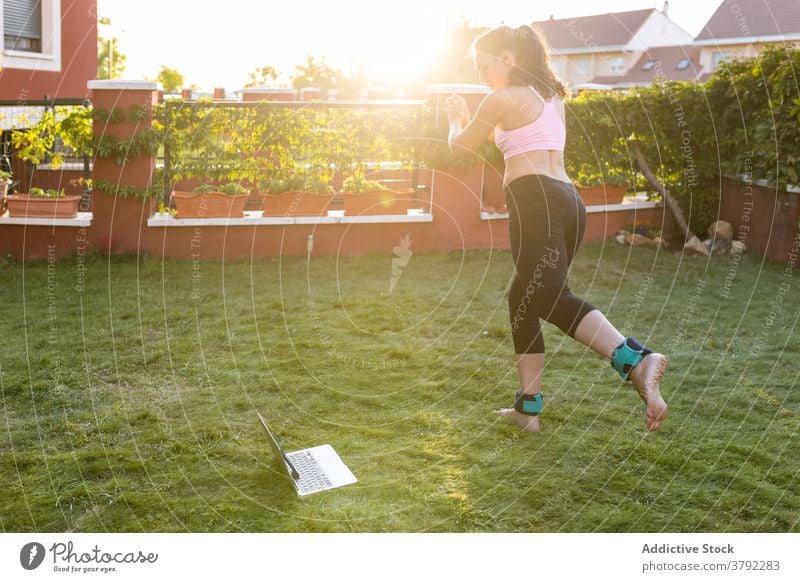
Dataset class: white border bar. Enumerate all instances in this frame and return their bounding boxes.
[1,533,797,581]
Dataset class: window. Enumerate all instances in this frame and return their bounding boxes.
[642,60,656,71]
[574,57,590,77]
[610,57,625,73]
[712,51,731,69]
[1,0,61,72]
[676,58,691,70]
[4,0,42,52]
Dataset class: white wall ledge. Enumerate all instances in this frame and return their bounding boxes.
[479,211,508,220]
[736,173,800,194]
[88,80,163,91]
[480,197,663,220]
[148,209,433,227]
[585,199,663,213]
[0,211,92,227]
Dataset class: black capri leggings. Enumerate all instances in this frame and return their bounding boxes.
[505,174,597,354]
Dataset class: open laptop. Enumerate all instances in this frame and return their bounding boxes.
[256,411,357,496]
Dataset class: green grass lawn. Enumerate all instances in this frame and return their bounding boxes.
[1,241,798,532]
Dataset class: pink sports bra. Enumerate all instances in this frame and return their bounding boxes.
[494,85,566,160]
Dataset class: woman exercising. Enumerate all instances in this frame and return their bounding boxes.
[446,25,668,432]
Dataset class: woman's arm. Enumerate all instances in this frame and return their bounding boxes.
[447,91,504,154]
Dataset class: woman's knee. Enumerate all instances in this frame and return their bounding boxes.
[529,285,567,316]
[533,286,597,335]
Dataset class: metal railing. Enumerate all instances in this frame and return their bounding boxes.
[160,98,429,209]
[0,98,92,206]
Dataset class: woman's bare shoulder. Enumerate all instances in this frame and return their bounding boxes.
[477,88,513,116]
[483,87,523,113]
[483,87,508,102]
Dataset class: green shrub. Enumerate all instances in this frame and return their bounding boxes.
[217,182,249,196]
[342,171,387,193]
[562,46,800,233]
[302,174,335,195]
[191,182,249,196]
[265,175,305,194]
[29,187,66,198]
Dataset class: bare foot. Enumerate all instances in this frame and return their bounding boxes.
[628,353,669,431]
[494,408,540,432]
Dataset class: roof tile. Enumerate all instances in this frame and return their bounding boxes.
[532,9,655,50]
[696,0,800,41]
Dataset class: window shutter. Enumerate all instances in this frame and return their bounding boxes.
[4,0,43,40]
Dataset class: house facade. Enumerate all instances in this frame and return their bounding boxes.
[532,7,694,89]
[591,44,704,88]
[0,0,97,100]
[535,1,800,90]
[694,0,800,80]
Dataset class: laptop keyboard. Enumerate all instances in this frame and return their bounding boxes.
[287,451,333,493]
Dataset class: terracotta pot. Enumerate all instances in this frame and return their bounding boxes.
[6,193,81,218]
[170,191,248,218]
[342,188,414,216]
[262,191,334,216]
[577,184,627,206]
[244,192,266,211]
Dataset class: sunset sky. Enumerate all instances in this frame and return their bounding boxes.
[97,0,724,91]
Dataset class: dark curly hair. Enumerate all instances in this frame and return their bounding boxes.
[472,24,569,100]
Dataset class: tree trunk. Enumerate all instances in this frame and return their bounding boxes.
[630,140,695,241]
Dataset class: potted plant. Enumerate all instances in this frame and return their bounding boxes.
[341,171,414,216]
[170,182,250,218]
[261,174,335,217]
[574,166,630,206]
[6,187,81,218]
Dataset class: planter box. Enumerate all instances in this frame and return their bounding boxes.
[262,191,334,216]
[577,184,627,206]
[170,191,248,218]
[342,188,414,216]
[5,194,81,218]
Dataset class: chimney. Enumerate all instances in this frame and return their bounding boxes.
[662,1,669,16]
[213,87,225,99]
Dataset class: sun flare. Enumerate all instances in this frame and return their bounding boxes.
[336,29,446,90]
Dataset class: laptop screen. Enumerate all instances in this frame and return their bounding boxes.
[256,412,300,480]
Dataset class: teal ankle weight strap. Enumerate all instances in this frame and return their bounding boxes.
[611,337,653,381]
[514,391,543,416]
